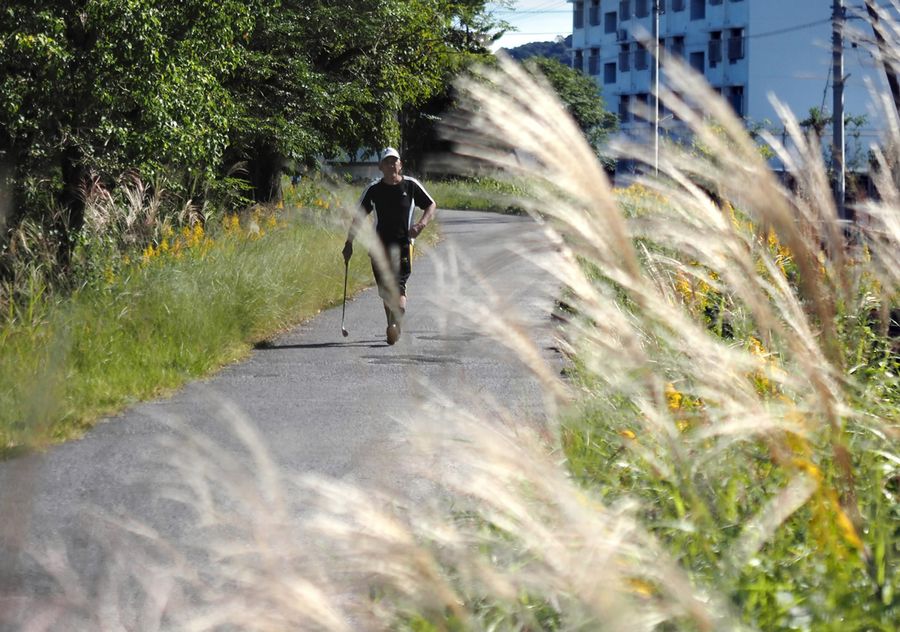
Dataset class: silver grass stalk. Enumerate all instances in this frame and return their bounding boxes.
[5,14,900,631]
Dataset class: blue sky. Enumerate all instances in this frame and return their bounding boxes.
[488,0,572,50]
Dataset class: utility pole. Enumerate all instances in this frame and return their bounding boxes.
[833,0,846,220]
[651,0,661,174]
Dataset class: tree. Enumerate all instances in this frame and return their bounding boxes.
[224,0,505,202]
[799,106,832,144]
[503,35,572,66]
[0,0,507,256]
[398,0,508,173]
[523,57,618,161]
[0,0,258,260]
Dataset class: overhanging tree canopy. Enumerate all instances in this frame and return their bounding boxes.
[0,0,505,222]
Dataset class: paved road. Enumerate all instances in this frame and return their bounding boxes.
[0,209,562,628]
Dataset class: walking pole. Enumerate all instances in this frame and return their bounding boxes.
[340,259,349,337]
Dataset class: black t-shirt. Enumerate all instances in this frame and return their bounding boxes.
[359,176,435,245]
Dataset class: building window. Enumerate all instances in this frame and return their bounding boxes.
[710,0,723,5]
[574,2,585,29]
[689,50,705,73]
[671,0,685,11]
[727,85,745,116]
[634,93,649,121]
[620,1,632,21]
[573,49,584,71]
[619,94,631,122]
[589,48,601,74]
[619,43,631,71]
[589,0,600,26]
[671,35,685,57]
[728,28,745,62]
[668,92,684,121]
[635,0,649,18]
[604,10,617,33]
[690,0,706,20]
[604,62,617,84]
[635,45,648,70]
[708,31,722,66]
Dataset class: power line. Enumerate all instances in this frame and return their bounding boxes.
[747,18,832,39]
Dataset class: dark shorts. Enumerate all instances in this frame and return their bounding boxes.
[371,242,411,299]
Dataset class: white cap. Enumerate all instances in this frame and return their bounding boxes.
[380,147,401,162]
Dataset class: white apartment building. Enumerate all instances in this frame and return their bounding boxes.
[570,0,891,175]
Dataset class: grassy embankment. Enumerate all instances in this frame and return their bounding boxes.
[558,184,899,631]
[235,60,896,631]
[0,176,486,454]
[426,176,531,213]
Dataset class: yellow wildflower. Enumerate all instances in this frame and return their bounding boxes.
[830,493,864,551]
[627,578,655,598]
[748,336,765,356]
[665,383,683,411]
[675,272,693,301]
[619,429,637,440]
[792,457,822,479]
[142,243,157,263]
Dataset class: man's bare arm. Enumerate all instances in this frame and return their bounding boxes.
[410,202,437,238]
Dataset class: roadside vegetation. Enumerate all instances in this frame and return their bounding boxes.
[0,173,469,454]
[0,0,502,453]
[199,56,894,631]
[24,57,890,630]
[370,56,899,630]
[4,4,898,632]
[426,177,532,213]
[0,178,360,452]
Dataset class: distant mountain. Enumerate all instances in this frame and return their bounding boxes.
[502,35,572,66]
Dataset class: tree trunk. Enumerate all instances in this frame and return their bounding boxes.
[248,144,283,204]
[58,144,88,271]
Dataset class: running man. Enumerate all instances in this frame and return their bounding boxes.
[342,147,437,345]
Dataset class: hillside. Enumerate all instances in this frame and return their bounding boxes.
[502,35,572,66]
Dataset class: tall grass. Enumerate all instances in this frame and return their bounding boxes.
[0,179,376,452]
[0,170,470,452]
[5,29,900,632]
[424,50,899,629]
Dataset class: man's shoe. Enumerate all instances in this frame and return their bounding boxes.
[386,323,400,345]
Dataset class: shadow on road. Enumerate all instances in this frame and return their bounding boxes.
[254,340,385,350]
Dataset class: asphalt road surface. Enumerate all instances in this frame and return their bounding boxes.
[0,209,563,628]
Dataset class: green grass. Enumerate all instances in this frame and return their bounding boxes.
[562,392,898,630]
[556,213,900,630]
[0,173,461,454]
[426,177,531,214]
[0,210,377,452]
